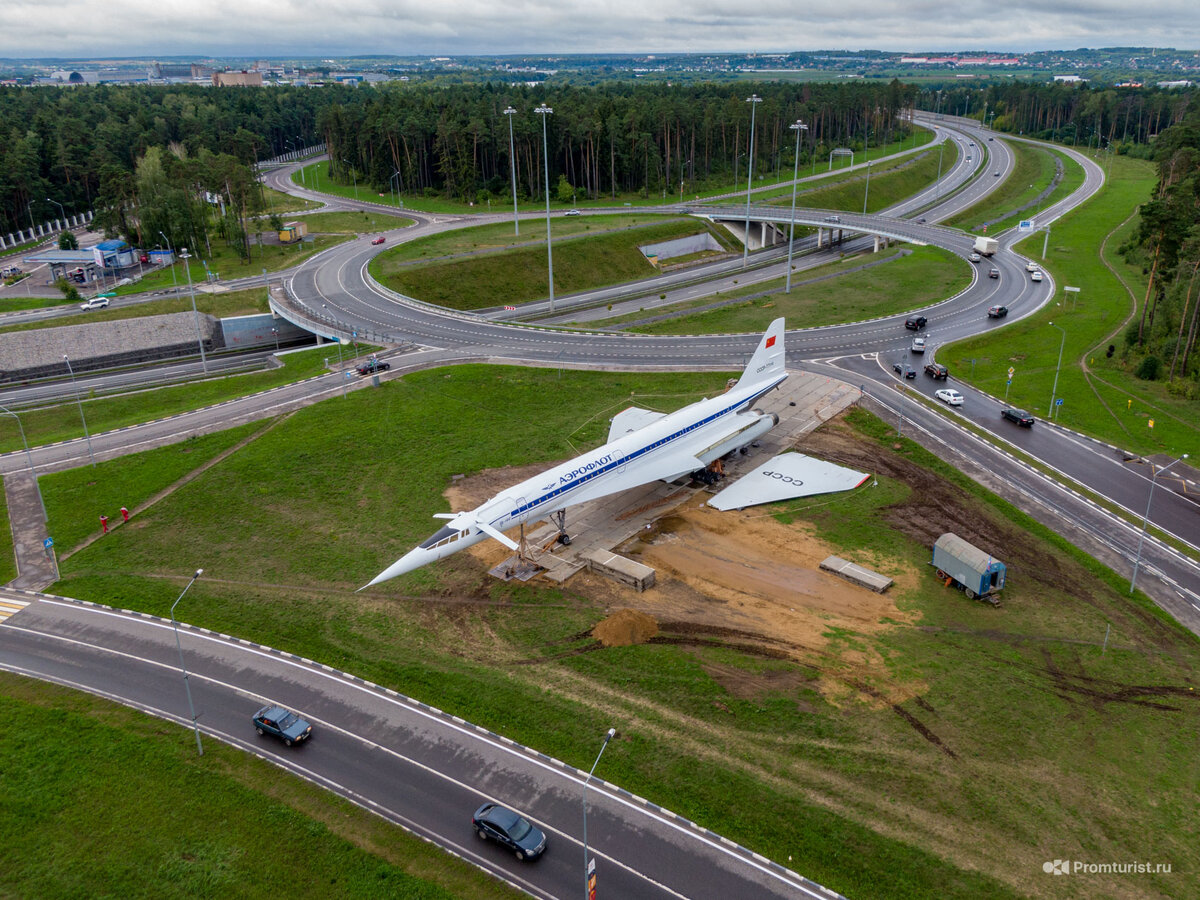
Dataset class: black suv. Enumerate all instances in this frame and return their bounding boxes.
[1001,408,1035,427]
[905,315,927,330]
[924,362,948,379]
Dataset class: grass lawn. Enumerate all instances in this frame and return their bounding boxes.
[0,675,524,900]
[371,218,734,310]
[0,477,14,583]
[372,213,692,265]
[252,210,414,235]
[940,153,1199,456]
[30,364,1198,899]
[770,141,956,214]
[260,184,320,214]
[112,235,351,297]
[946,142,1084,236]
[0,345,333,455]
[625,245,966,335]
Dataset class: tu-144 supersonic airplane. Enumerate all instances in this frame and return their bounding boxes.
[363,318,788,588]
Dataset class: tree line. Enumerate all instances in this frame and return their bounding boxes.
[1121,92,1200,390]
[318,80,921,203]
[0,83,343,237]
[926,81,1195,156]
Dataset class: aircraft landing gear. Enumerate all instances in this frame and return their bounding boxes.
[551,509,571,545]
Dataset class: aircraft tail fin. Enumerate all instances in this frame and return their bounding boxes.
[737,317,786,388]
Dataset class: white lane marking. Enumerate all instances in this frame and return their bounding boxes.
[17,605,828,898]
[0,659,559,900]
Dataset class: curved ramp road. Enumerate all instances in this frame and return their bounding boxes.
[0,595,839,900]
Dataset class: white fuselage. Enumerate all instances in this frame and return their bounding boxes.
[371,372,785,582]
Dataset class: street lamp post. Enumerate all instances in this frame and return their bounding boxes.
[179,249,209,373]
[323,304,347,397]
[583,727,617,900]
[390,169,401,209]
[170,568,206,756]
[742,94,762,268]
[1048,321,1066,418]
[271,327,279,352]
[504,106,520,235]
[61,354,95,466]
[342,159,358,201]
[1130,455,1189,594]
[862,160,873,214]
[786,120,807,294]
[296,136,307,186]
[535,104,555,312]
[46,197,65,230]
[0,403,45,521]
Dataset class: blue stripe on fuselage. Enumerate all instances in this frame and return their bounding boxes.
[496,374,785,526]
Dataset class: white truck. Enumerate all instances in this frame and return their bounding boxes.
[973,236,998,256]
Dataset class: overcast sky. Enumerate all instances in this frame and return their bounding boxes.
[2,0,1198,60]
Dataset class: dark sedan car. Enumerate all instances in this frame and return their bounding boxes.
[356,358,391,376]
[472,803,547,861]
[1001,408,1035,427]
[893,362,916,379]
[987,305,1009,318]
[904,315,927,330]
[252,705,312,746]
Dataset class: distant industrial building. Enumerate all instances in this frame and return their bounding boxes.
[213,71,264,87]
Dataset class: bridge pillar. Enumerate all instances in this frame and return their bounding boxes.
[873,235,881,253]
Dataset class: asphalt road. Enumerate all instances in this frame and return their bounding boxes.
[0,595,834,900]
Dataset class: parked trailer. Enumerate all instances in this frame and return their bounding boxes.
[932,532,1005,604]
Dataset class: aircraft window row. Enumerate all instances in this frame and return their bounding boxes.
[513,401,744,517]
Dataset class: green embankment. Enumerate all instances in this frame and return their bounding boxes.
[943,153,1197,455]
[32,364,1197,900]
[371,218,735,310]
[0,676,523,900]
[626,245,966,335]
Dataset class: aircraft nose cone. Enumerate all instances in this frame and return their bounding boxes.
[361,548,428,590]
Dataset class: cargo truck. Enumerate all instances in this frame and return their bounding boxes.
[973,236,998,256]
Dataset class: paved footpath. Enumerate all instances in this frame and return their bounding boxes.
[3,469,56,591]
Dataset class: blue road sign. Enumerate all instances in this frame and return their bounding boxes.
[43,537,53,549]
[1055,398,1064,406]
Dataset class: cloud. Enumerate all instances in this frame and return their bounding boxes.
[1,0,1197,58]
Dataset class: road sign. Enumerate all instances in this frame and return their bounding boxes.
[1063,286,1080,293]
[1018,219,1034,232]
[43,537,53,549]
[1055,398,1064,406]
[1007,367,1015,377]
[1006,379,1011,386]
[1149,419,1155,429]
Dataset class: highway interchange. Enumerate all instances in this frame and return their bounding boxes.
[2,114,1198,899]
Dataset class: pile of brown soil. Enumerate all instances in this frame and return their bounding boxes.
[593,608,660,646]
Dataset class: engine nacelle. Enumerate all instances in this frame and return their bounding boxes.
[697,411,778,465]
